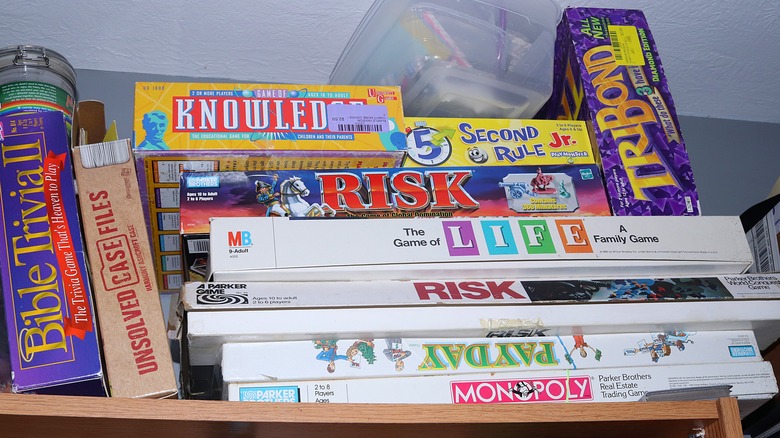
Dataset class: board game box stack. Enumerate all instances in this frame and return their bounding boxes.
[176,116,614,284]
[178,165,611,282]
[540,7,700,217]
[132,82,408,291]
[179,275,780,380]
[169,209,780,412]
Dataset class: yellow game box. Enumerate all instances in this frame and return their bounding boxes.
[403,117,596,167]
[133,82,407,151]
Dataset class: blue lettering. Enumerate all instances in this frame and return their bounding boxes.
[458,122,478,144]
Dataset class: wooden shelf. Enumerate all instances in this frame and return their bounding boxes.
[0,393,742,438]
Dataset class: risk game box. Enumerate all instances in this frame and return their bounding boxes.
[181,274,780,312]
[541,8,700,216]
[0,111,106,395]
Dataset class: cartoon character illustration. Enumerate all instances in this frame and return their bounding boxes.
[530,167,554,193]
[278,176,336,217]
[466,146,489,164]
[313,340,349,373]
[255,174,290,217]
[624,332,694,362]
[136,110,170,150]
[664,332,695,351]
[511,381,537,398]
[345,339,377,368]
[565,335,602,364]
[383,338,412,372]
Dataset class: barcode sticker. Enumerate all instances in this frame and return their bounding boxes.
[78,140,132,168]
[608,25,645,66]
[327,103,389,133]
[747,213,780,273]
[187,238,210,254]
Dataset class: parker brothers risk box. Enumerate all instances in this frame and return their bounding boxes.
[541,8,700,216]
[0,111,105,395]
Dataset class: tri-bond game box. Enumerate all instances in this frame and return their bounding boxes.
[402,118,596,167]
[0,112,105,395]
[133,82,407,151]
[541,8,700,216]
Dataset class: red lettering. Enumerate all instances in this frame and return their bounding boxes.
[414,281,525,300]
[228,231,242,247]
[391,172,429,210]
[364,173,393,210]
[427,171,478,209]
[318,173,366,211]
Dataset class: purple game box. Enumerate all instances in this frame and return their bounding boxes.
[541,7,700,216]
[0,111,106,395]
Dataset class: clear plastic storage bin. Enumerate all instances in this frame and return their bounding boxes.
[330,0,561,119]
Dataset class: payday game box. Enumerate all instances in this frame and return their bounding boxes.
[218,331,761,385]
[541,8,700,216]
[179,165,610,282]
[0,111,105,395]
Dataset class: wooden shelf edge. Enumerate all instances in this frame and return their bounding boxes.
[0,393,723,424]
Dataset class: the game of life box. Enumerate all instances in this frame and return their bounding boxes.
[225,361,777,418]
[206,215,753,283]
